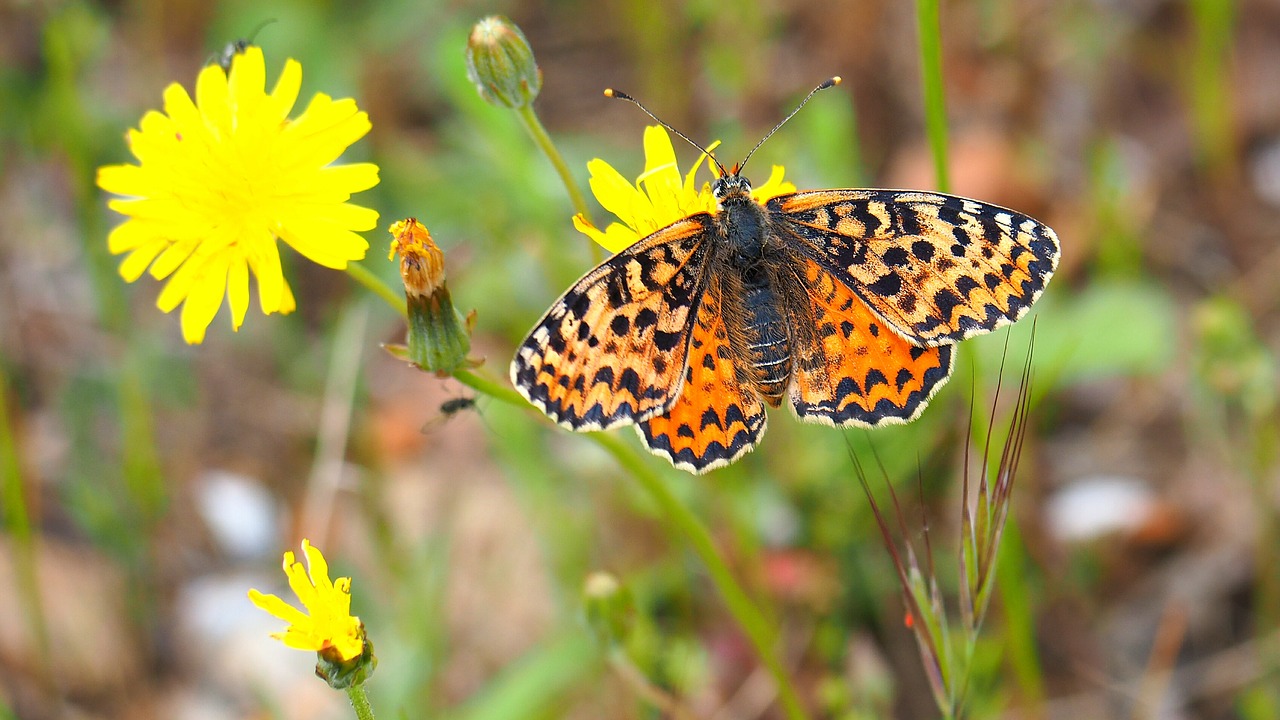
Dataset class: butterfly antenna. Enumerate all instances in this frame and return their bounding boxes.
[737,76,842,175]
[605,88,731,177]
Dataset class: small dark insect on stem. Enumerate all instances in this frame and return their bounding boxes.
[604,77,843,177]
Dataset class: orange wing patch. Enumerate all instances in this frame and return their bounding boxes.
[510,216,713,431]
[774,190,1058,346]
[789,260,953,426]
[638,278,766,474]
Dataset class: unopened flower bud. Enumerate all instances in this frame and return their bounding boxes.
[583,572,633,648]
[466,16,542,109]
[387,219,472,374]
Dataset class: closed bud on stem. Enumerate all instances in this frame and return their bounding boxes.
[583,572,634,648]
[388,219,472,374]
[466,15,542,109]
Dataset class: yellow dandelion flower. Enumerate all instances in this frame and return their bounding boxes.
[572,125,795,253]
[248,539,365,663]
[96,46,380,344]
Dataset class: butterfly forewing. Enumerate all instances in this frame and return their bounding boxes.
[510,215,714,431]
[774,190,1059,346]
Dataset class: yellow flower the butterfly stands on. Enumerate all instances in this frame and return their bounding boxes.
[96,46,380,344]
[511,102,1060,474]
[572,126,794,253]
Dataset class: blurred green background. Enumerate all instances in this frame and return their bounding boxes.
[2,0,1278,718]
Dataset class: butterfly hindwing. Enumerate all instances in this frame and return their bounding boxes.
[638,277,767,474]
[788,259,954,425]
[773,190,1059,346]
[510,216,714,431]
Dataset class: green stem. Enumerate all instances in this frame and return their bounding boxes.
[346,683,376,720]
[346,263,407,319]
[916,0,951,193]
[593,434,810,720]
[454,368,526,407]
[514,104,601,263]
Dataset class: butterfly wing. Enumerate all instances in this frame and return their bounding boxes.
[637,276,767,473]
[786,258,953,425]
[510,215,714,431]
[772,190,1058,346]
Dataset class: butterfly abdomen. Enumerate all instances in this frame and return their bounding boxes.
[741,281,790,407]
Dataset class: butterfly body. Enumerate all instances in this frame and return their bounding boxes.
[512,168,1058,474]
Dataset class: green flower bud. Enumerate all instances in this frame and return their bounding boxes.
[583,572,634,648]
[466,15,542,109]
[387,219,473,374]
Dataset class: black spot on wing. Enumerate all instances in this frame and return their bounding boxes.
[933,288,962,324]
[867,271,902,297]
[882,246,910,267]
[911,240,935,262]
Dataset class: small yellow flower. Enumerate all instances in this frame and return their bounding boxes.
[248,539,365,663]
[96,46,380,344]
[573,126,795,253]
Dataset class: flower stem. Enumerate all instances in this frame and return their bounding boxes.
[454,368,527,407]
[345,263,407,319]
[346,683,376,720]
[915,0,951,193]
[592,433,810,720]
[514,104,601,263]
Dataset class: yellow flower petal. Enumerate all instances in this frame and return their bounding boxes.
[195,64,231,136]
[227,255,250,330]
[118,239,168,282]
[247,238,286,313]
[227,46,266,117]
[586,158,645,232]
[150,239,200,281]
[751,164,796,203]
[277,221,369,269]
[248,588,310,626]
[178,252,229,344]
[266,59,302,121]
[317,163,381,195]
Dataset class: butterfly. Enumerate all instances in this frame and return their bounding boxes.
[510,80,1059,474]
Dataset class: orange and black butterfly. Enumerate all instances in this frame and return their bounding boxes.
[510,79,1059,474]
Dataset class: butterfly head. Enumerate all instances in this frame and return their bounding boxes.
[712,171,752,201]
